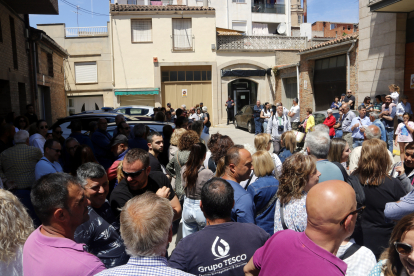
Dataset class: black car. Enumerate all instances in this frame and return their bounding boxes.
[234,104,257,133]
[51,113,141,138]
[104,121,175,137]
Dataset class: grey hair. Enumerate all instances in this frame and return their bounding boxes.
[304,131,331,159]
[133,124,146,138]
[14,130,29,144]
[358,105,366,111]
[202,106,208,112]
[365,125,381,140]
[65,137,78,145]
[313,124,329,134]
[120,192,173,257]
[76,162,107,187]
[370,112,380,120]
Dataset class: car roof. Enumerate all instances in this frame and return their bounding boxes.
[107,121,174,126]
[113,106,154,109]
[57,113,137,120]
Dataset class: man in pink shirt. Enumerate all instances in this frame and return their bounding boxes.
[244,180,359,276]
[23,173,106,276]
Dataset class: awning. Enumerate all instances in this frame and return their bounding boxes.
[114,88,159,96]
[221,69,272,77]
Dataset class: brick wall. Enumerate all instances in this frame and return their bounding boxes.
[0,2,32,117]
[36,40,67,125]
[312,22,356,38]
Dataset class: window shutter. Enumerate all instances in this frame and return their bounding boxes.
[173,19,192,49]
[131,20,152,42]
[75,62,97,84]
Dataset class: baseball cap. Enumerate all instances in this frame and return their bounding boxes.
[200,102,203,105]
[167,103,171,106]
[341,93,345,96]
[111,134,128,147]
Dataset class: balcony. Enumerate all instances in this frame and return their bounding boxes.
[4,0,58,14]
[65,27,108,37]
[252,3,285,14]
[368,0,414,12]
[217,35,307,51]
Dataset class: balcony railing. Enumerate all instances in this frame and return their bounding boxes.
[217,35,307,51]
[251,4,285,14]
[65,27,108,37]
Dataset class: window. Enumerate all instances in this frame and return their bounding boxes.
[232,21,247,34]
[75,62,97,84]
[127,0,137,3]
[298,16,301,24]
[130,108,149,115]
[330,23,336,30]
[348,26,351,31]
[232,0,246,2]
[131,19,152,42]
[47,53,54,77]
[117,109,126,114]
[9,16,18,69]
[162,70,212,82]
[172,19,192,50]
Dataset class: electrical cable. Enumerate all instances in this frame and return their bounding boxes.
[60,0,109,16]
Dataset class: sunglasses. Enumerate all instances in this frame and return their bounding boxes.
[122,168,146,178]
[340,206,365,225]
[395,242,414,256]
[40,125,49,130]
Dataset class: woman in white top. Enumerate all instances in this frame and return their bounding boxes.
[389,84,400,105]
[260,102,273,134]
[29,120,48,155]
[0,189,34,276]
[254,133,282,179]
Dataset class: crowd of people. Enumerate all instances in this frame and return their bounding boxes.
[2,90,414,276]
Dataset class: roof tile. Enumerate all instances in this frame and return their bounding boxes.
[110,4,215,12]
[299,32,359,53]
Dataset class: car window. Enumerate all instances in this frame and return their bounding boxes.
[130,108,149,115]
[314,114,326,125]
[58,121,72,139]
[333,113,340,121]
[117,109,126,114]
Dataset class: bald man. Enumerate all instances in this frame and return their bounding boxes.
[244,180,358,276]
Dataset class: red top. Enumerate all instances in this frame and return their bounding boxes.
[323,115,336,137]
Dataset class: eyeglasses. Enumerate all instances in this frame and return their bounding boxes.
[395,242,414,256]
[122,168,146,178]
[339,206,365,225]
[40,125,49,130]
[49,148,61,153]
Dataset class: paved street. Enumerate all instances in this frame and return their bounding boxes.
[210,123,257,148]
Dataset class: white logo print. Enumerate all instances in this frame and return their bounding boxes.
[211,236,230,260]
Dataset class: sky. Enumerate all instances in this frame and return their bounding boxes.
[29,0,359,29]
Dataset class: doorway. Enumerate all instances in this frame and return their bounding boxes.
[38,85,52,126]
[228,79,257,113]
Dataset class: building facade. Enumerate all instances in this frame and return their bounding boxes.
[312,21,357,38]
[359,0,414,103]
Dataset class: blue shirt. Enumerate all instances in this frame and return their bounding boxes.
[382,105,396,128]
[350,116,372,139]
[96,256,193,276]
[384,190,414,221]
[253,105,263,118]
[278,147,293,163]
[247,175,279,235]
[330,101,341,109]
[35,157,63,180]
[91,129,113,169]
[128,137,149,151]
[341,110,356,132]
[316,160,344,183]
[223,179,256,224]
[373,119,387,142]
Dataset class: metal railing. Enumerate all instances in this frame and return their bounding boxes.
[251,3,285,14]
[65,26,108,37]
[171,35,194,51]
[217,35,307,51]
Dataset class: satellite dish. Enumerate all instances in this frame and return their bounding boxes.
[277,22,286,34]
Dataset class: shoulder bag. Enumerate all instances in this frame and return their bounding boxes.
[279,202,288,230]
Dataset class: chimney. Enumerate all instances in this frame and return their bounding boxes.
[203,0,208,7]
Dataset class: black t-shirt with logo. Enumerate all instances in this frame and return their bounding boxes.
[109,171,175,217]
[169,222,270,276]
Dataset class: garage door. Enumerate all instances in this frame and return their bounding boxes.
[120,95,155,107]
[68,96,103,115]
[314,55,346,111]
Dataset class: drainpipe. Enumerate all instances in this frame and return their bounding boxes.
[32,34,42,102]
[226,0,229,29]
[346,40,356,91]
[296,63,300,109]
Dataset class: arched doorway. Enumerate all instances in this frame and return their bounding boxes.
[227,79,258,113]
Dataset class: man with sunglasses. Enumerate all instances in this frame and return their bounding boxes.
[343,90,356,110]
[110,148,181,220]
[244,180,358,276]
[35,139,63,180]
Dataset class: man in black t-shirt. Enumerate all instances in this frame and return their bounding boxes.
[24,104,39,125]
[343,90,356,110]
[109,148,181,220]
[169,178,269,276]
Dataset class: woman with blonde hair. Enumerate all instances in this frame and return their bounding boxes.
[167,130,200,199]
[274,154,320,233]
[0,189,34,275]
[368,213,414,276]
[246,151,279,235]
[349,138,407,259]
[169,128,187,161]
[327,138,351,180]
[389,84,400,105]
[278,131,297,163]
[254,133,282,178]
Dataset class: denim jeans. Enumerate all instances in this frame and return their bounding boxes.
[182,197,206,238]
[263,121,268,133]
[386,128,394,153]
[254,117,262,135]
[203,125,209,134]
[334,129,343,138]
[353,139,364,149]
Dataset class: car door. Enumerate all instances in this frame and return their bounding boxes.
[242,106,253,128]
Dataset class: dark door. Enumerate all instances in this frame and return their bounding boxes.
[234,90,250,114]
[314,55,346,111]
